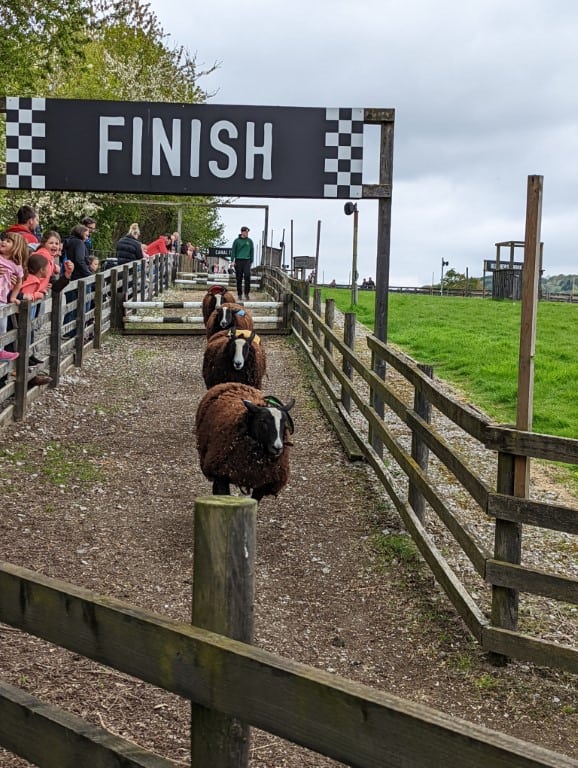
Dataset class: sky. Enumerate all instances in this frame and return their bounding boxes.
[148,0,578,286]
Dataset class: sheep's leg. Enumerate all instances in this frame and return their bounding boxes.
[251,487,266,502]
[213,478,230,495]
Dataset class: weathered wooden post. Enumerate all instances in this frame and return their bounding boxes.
[74,278,87,367]
[49,286,65,386]
[13,301,32,420]
[408,364,433,523]
[324,298,335,381]
[93,272,104,350]
[140,260,147,302]
[109,270,121,331]
[342,311,356,413]
[191,496,257,768]
[154,255,160,295]
[313,287,322,363]
[490,175,543,665]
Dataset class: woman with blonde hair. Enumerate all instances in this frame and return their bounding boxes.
[115,223,144,264]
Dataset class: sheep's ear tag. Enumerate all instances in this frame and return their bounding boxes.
[265,396,294,434]
[237,309,245,316]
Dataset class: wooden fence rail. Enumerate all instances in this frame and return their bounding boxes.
[282,271,578,674]
[0,254,175,425]
[1,522,576,768]
[0,265,577,765]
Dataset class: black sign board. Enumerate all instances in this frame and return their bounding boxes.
[209,247,232,259]
[293,256,316,269]
[2,97,365,199]
[484,260,524,272]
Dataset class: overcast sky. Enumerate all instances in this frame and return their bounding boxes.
[148,0,578,286]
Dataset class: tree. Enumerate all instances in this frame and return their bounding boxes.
[0,0,223,254]
[0,0,92,95]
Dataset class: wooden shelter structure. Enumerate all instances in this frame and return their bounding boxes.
[484,240,544,299]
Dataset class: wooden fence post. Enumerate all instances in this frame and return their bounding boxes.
[49,288,64,386]
[324,299,335,381]
[342,311,356,413]
[140,261,146,302]
[490,452,521,666]
[93,273,104,350]
[313,287,322,362]
[154,255,160,295]
[13,301,32,421]
[191,496,257,768]
[408,364,433,523]
[74,279,87,367]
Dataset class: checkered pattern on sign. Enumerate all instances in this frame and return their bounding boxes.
[5,97,47,189]
[323,107,364,198]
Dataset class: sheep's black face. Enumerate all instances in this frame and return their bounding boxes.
[245,404,287,456]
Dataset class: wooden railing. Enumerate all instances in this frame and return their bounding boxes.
[278,270,577,675]
[0,254,175,425]
[0,264,576,766]
[0,498,574,768]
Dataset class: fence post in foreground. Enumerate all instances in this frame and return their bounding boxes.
[342,311,356,413]
[191,496,257,768]
[490,452,521,666]
[408,364,433,523]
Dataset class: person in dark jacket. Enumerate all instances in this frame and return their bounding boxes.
[115,223,144,264]
[62,224,91,338]
[64,224,91,280]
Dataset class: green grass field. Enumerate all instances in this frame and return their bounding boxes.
[320,289,577,443]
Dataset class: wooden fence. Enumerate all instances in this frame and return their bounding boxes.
[122,270,291,335]
[0,254,175,425]
[272,268,578,675]
[0,498,575,768]
[0,263,577,765]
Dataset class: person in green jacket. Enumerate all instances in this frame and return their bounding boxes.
[231,226,254,301]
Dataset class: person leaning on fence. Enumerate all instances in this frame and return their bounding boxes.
[115,223,145,264]
[20,253,50,302]
[231,226,254,301]
[61,224,92,339]
[146,234,170,257]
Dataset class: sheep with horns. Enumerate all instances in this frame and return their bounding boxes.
[196,382,295,501]
[205,302,254,340]
[202,329,266,389]
[202,284,237,325]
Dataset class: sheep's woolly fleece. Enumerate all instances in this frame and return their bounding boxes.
[205,302,254,339]
[196,381,291,495]
[202,330,266,390]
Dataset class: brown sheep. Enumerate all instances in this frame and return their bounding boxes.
[205,302,253,340]
[196,382,294,501]
[202,329,266,389]
[202,285,236,325]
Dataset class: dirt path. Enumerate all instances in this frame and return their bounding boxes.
[0,306,576,766]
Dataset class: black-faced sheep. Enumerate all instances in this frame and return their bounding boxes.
[196,382,295,501]
[205,302,254,340]
[202,329,266,389]
[202,285,236,325]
